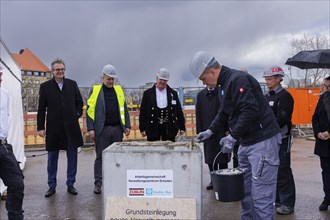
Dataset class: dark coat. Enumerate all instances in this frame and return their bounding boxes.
[37,78,83,151]
[323,91,330,114]
[312,94,330,157]
[139,84,185,141]
[196,87,229,165]
[209,66,280,146]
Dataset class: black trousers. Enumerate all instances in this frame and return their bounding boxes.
[276,136,296,208]
[320,156,330,201]
[0,143,24,220]
[147,123,175,142]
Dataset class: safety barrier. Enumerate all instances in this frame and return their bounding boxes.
[23,110,197,146]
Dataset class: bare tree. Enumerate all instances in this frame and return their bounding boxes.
[289,33,330,87]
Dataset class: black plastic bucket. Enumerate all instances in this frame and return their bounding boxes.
[210,168,245,202]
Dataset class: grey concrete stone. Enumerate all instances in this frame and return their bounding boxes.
[103,141,202,219]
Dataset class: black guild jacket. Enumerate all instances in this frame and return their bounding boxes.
[139,84,186,140]
[312,94,330,157]
[37,78,84,151]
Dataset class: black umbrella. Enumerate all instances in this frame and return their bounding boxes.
[285,49,330,69]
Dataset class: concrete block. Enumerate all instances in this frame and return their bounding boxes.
[103,141,202,219]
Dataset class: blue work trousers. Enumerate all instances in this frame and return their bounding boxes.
[47,147,78,188]
[238,133,281,220]
[0,143,24,220]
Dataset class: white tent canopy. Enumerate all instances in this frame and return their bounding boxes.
[0,37,25,194]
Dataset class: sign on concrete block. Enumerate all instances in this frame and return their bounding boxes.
[127,170,173,198]
[105,196,196,220]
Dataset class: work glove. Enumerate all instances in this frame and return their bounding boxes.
[220,134,237,154]
[197,129,213,142]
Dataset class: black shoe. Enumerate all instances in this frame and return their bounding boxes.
[319,199,330,211]
[206,182,213,190]
[67,186,78,195]
[45,188,56,197]
[93,185,102,194]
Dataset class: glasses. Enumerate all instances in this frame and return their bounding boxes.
[54,68,65,72]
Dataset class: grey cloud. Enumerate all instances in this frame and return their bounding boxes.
[1,1,329,88]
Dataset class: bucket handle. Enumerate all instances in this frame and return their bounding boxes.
[212,148,239,171]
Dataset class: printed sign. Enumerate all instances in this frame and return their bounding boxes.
[106,196,196,220]
[127,170,173,198]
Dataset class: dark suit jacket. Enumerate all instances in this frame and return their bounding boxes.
[37,78,83,151]
[139,84,185,140]
[312,94,330,157]
[196,87,229,165]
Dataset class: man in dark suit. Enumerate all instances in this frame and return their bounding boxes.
[139,68,185,141]
[312,76,330,211]
[196,86,230,190]
[37,58,83,197]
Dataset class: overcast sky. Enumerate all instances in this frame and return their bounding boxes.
[1,0,329,88]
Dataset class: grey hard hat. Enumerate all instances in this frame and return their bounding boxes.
[263,66,285,77]
[157,68,170,81]
[190,51,215,78]
[102,64,117,78]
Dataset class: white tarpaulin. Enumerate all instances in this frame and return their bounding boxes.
[0,38,25,194]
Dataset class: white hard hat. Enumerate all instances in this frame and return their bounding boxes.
[263,66,285,77]
[102,64,117,78]
[157,68,170,81]
[190,51,215,78]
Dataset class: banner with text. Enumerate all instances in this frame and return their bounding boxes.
[127,170,173,198]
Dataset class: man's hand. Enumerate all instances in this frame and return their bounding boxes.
[89,130,95,139]
[197,129,213,142]
[318,131,330,140]
[220,134,237,153]
[38,130,45,138]
[125,128,130,137]
[178,130,185,136]
[141,131,146,137]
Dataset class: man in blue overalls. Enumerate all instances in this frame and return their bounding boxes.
[191,51,281,220]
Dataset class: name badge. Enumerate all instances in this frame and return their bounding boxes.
[172,100,177,105]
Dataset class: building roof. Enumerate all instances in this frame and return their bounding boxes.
[12,48,50,72]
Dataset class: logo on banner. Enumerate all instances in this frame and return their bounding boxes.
[145,188,153,196]
[128,188,144,196]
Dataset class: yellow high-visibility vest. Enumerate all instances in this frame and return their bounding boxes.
[87,84,126,125]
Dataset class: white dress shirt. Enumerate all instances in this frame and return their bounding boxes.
[57,81,63,90]
[0,87,9,139]
[156,87,168,108]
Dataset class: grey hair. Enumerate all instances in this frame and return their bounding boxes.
[51,58,66,71]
